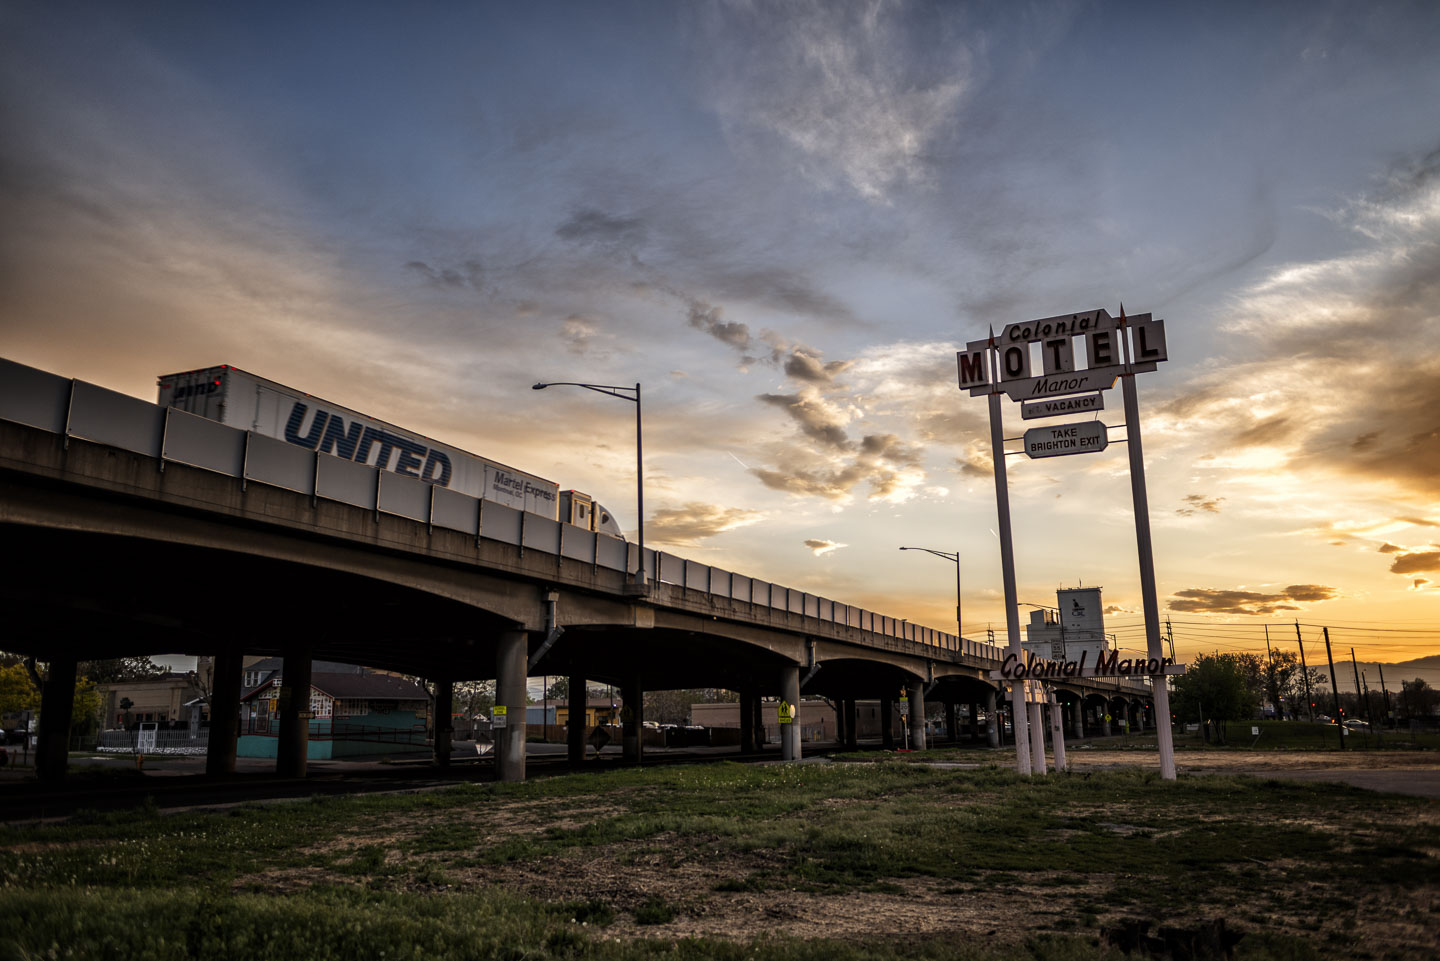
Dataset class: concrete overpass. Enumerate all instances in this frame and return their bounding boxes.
[0,357,1153,782]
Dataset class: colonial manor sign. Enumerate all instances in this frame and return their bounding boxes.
[956,307,1180,781]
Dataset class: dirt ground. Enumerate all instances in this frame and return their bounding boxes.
[254,751,1439,955]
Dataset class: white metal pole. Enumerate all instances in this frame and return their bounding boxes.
[1120,321,1176,781]
[1049,689,1068,771]
[987,380,1032,776]
[1027,695,1047,775]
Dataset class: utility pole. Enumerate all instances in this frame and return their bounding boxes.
[1164,617,1175,660]
[1361,670,1376,733]
[1295,621,1314,723]
[1265,626,1276,719]
[1349,648,1364,731]
[1323,627,1345,750]
[1378,663,1391,729]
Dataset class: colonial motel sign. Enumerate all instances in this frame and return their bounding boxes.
[957,308,1182,781]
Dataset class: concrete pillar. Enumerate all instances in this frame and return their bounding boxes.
[206,648,242,777]
[739,691,755,755]
[36,655,77,782]
[1136,703,1147,732]
[1118,701,1130,734]
[275,649,312,779]
[985,689,999,747]
[433,679,453,768]
[567,673,587,766]
[906,682,926,751]
[1101,700,1112,737]
[1028,699,1047,774]
[968,701,980,742]
[1071,698,1084,740]
[879,696,895,749]
[752,693,765,750]
[495,630,528,782]
[780,664,801,761]
[621,676,644,764]
[945,701,958,744]
[843,699,859,751]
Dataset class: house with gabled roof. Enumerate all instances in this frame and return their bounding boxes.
[238,671,430,760]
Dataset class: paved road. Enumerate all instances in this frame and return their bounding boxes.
[1253,768,1440,800]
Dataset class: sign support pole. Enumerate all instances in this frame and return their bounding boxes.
[988,368,1033,776]
[1120,324,1176,781]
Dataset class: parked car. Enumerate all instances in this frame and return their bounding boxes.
[1343,718,1370,730]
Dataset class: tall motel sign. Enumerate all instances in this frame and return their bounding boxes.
[958,307,1183,780]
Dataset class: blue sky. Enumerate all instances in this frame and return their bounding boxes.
[3,1,1438,664]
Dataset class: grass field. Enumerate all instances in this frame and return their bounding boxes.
[3,759,1438,960]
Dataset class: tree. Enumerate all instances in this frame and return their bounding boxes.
[0,663,38,716]
[1400,678,1439,719]
[545,677,569,701]
[1171,653,1261,744]
[77,657,166,685]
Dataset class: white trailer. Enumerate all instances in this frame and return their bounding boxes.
[157,365,622,535]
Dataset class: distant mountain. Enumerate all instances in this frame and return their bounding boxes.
[1342,657,1440,693]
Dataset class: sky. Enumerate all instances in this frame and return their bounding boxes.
[3,1,1438,674]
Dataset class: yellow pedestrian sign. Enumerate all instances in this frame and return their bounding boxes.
[778,700,794,725]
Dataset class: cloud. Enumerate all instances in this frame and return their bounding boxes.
[1158,143,1440,500]
[687,301,755,354]
[1168,584,1341,615]
[784,348,852,384]
[1389,550,1440,575]
[405,259,484,291]
[554,208,646,248]
[703,0,970,201]
[1378,543,1403,554]
[560,315,608,356]
[1103,604,1136,616]
[757,390,853,449]
[645,502,763,546]
[1176,494,1225,516]
[1413,578,1431,590]
[804,538,847,556]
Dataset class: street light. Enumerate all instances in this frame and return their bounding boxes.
[532,381,646,589]
[898,546,961,649]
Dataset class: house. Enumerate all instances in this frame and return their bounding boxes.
[238,672,430,760]
[99,672,208,729]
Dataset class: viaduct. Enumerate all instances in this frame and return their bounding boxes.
[0,358,1154,783]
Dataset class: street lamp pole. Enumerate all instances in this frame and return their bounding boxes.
[898,547,962,649]
[532,381,646,589]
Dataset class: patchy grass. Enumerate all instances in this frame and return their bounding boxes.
[1,761,1437,960]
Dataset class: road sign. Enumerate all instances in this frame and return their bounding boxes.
[492,705,508,728]
[1022,392,1104,420]
[1023,421,1108,458]
[778,700,794,724]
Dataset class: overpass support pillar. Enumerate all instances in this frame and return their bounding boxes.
[946,701,958,744]
[495,630,527,782]
[622,677,643,764]
[36,655,77,782]
[1101,702,1112,737]
[567,674,587,767]
[843,699,858,751]
[275,649,313,779]
[880,696,895,749]
[906,682,926,751]
[1136,703,1147,733]
[739,691,755,754]
[1071,699,1084,740]
[206,648,242,776]
[752,694,765,751]
[433,679,453,769]
[985,690,999,748]
[780,665,801,761]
